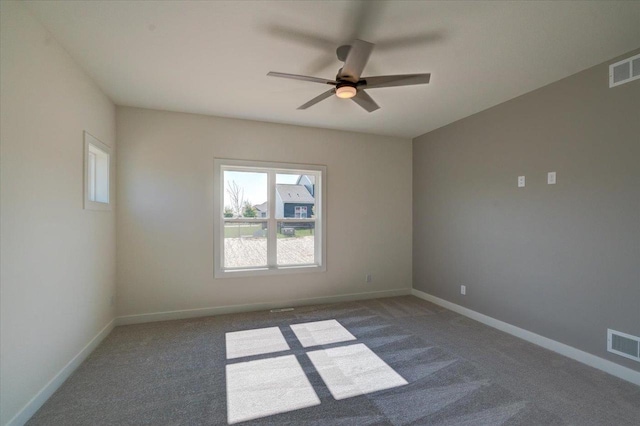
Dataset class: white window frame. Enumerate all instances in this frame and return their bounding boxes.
[83,131,112,211]
[214,158,326,278]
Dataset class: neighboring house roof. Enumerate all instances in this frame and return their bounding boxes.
[296,175,315,185]
[254,201,268,212]
[276,184,314,204]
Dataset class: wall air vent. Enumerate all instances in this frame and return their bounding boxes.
[607,329,640,362]
[609,53,640,87]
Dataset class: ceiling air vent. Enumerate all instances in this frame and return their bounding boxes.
[609,53,640,87]
[607,329,640,362]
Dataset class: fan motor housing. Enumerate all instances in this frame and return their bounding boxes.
[336,81,357,89]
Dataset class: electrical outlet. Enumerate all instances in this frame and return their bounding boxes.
[366,274,372,283]
[547,172,556,185]
[460,285,466,295]
[518,176,525,188]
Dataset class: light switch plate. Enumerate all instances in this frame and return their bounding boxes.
[518,176,525,187]
[547,172,556,184]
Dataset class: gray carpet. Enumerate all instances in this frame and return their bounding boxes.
[28,296,640,425]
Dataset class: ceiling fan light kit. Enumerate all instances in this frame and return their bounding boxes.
[267,39,431,113]
[336,86,357,99]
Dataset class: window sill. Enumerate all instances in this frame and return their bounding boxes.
[84,200,112,211]
[215,264,326,279]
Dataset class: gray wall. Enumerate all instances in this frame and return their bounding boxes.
[413,49,640,372]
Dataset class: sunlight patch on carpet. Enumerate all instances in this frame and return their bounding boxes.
[306,343,408,400]
[290,319,357,348]
[226,355,320,424]
[225,326,290,359]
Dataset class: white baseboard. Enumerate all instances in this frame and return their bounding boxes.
[116,288,412,326]
[411,289,640,387]
[7,319,115,426]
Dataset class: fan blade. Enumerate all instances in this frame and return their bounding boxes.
[376,31,444,51]
[265,26,339,75]
[266,25,336,51]
[363,73,430,89]
[305,55,339,76]
[351,90,379,112]
[340,39,374,82]
[267,72,337,85]
[336,45,351,62]
[298,89,336,110]
[346,0,386,42]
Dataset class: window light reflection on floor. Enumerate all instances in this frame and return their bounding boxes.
[289,319,357,347]
[224,319,408,424]
[306,343,408,400]
[225,354,320,424]
[225,326,290,359]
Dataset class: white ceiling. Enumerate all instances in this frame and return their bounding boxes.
[26,1,640,138]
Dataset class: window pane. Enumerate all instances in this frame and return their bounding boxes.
[88,144,109,203]
[88,152,96,201]
[224,170,267,218]
[277,221,315,265]
[224,222,268,268]
[275,173,316,219]
[94,150,109,203]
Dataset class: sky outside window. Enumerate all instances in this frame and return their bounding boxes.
[223,171,299,207]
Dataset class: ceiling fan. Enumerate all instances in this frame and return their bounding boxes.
[267,39,431,112]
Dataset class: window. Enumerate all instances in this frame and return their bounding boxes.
[214,159,326,278]
[294,206,307,219]
[84,131,111,210]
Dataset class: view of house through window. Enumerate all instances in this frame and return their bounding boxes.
[216,160,325,276]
